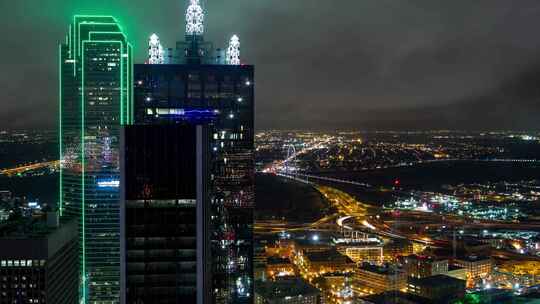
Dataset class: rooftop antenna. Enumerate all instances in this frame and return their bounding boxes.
[226,35,240,65]
[148,34,164,64]
[186,0,204,36]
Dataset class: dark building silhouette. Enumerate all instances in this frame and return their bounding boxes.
[0,214,78,304]
[121,124,211,303]
[133,62,254,303]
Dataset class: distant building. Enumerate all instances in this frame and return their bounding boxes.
[361,291,432,304]
[301,249,356,275]
[447,265,467,281]
[0,190,11,201]
[0,214,78,303]
[401,255,448,279]
[254,241,268,281]
[121,124,211,303]
[454,255,492,280]
[383,239,414,262]
[407,275,466,303]
[254,278,321,304]
[294,239,333,255]
[352,263,407,296]
[334,237,384,264]
[266,257,295,279]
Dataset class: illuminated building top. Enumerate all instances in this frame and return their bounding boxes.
[186,0,204,36]
[226,35,240,65]
[148,33,164,64]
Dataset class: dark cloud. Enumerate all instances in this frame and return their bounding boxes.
[1,0,540,130]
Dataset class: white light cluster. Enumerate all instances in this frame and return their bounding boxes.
[226,35,240,65]
[148,33,164,64]
[186,0,204,36]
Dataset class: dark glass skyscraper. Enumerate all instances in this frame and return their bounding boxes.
[121,124,211,304]
[134,3,255,301]
[134,60,254,304]
[59,15,133,303]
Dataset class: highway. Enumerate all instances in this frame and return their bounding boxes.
[1,160,59,176]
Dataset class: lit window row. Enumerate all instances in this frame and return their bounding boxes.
[0,260,45,267]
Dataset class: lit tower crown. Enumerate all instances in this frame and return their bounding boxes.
[148,33,164,64]
[186,0,204,36]
[226,35,240,65]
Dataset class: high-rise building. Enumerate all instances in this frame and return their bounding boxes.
[120,124,211,304]
[0,214,78,304]
[59,15,133,303]
[133,2,255,303]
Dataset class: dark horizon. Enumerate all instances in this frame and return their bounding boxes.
[1,0,540,131]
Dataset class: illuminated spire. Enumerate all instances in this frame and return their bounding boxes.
[186,0,204,36]
[226,35,240,65]
[148,33,164,64]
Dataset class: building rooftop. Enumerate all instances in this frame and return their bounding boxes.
[255,278,319,300]
[455,255,491,262]
[362,291,433,304]
[358,262,404,275]
[404,254,447,262]
[305,249,354,264]
[266,257,291,265]
[0,211,75,239]
[409,274,465,286]
[448,265,465,271]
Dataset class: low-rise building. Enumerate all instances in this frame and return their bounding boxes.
[401,255,448,279]
[454,255,492,280]
[352,263,407,296]
[255,278,321,304]
[447,265,467,281]
[334,237,384,264]
[407,274,466,303]
[383,239,414,262]
[266,257,296,279]
[302,249,356,275]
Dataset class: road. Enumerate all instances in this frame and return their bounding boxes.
[1,160,59,176]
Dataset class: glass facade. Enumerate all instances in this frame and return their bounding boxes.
[122,124,211,303]
[59,15,133,303]
[134,63,254,304]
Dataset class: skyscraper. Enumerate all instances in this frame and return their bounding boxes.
[121,124,212,304]
[133,2,255,303]
[59,15,133,303]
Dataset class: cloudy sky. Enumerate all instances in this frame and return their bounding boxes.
[1,0,540,130]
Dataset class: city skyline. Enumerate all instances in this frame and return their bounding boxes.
[2,0,540,131]
[1,2,540,303]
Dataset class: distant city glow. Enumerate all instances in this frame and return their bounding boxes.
[186,0,204,35]
[226,35,240,65]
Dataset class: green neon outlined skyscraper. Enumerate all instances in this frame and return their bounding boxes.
[59,15,133,303]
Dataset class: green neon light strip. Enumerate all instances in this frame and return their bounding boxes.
[77,22,118,57]
[120,42,124,125]
[128,43,134,124]
[58,43,63,217]
[88,31,127,42]
[81,40,87,304]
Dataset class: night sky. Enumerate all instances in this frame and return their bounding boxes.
[1,0,540,131]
